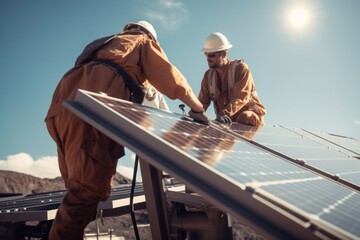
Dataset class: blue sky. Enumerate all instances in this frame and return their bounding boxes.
[0,0,359,178]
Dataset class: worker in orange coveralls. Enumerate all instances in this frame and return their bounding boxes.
[198,32,266,126]
[45,20,210,240]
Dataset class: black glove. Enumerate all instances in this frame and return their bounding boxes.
[188,110,211,125]
[215,113,232,124]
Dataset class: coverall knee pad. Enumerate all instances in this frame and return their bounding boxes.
[236,111,261,126]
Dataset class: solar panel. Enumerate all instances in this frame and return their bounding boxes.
[63,89,360,240]
[0,184,146,222]
[295,128,360,157]
[229,124,360,189]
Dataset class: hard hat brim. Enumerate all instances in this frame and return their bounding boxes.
[123,22,138,31]
[123,21,157,41]
[201,44,233,53]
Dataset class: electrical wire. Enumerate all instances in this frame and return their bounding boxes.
[130,155,140,240]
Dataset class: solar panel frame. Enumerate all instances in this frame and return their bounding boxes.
[62,89,360,240]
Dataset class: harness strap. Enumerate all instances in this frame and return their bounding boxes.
[228,60,237,97]
[208,60,239,114]
[75,34,146,104]
[208,69,216,102]
[93,58,145,104]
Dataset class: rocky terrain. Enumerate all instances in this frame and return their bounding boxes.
[0,170,131,195]
[0,170,263,239]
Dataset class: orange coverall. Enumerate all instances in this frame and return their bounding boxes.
[45,32,194,239]
[198,60,266,126]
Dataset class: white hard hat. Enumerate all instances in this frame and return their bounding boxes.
[201,32,233,52]
[123,20,157,41]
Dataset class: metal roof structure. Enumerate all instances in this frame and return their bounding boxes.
[0,184,146,222]
[0,179,184,239]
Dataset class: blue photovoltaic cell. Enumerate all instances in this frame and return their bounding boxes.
[232,125,349,159]
[302,130,360,156]
[206,143,360,236]
[229,124,360,187]
[68,91,360,239]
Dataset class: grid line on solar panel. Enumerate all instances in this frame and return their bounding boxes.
[232,125,350,158]
[301,129,360,156]
[72,90,360,239]
[281,126,360,159]
[227,124,360,190]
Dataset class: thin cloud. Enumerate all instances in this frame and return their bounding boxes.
[139,0,189,30]
[355,120,360,125]
[159,0,184,9]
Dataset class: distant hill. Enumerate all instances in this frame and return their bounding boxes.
[0,170,65,195]
[0,170,131,196]
[0,170,150,239]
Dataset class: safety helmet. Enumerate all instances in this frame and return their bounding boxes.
[201,32,233,52]
[123,20,157,41]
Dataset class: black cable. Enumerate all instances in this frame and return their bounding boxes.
[130,155,140,240]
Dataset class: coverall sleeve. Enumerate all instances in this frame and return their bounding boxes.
[139,40,193,100]
[223,62,253,117]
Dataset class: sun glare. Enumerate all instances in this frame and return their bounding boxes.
[290,7,309,28]
[284,3,314,33]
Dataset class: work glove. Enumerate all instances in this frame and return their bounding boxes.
[215,113,232,125]
[188,109,211,125]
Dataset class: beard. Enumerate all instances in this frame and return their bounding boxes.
[207,60,217,68]
[208,61,220,69]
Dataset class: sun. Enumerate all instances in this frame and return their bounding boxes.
[289,7,310,29]
[282,3,314,34]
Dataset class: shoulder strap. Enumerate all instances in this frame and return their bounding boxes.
[227,59,239,97]
[207,69,219,114]
[207,60,240,115]
[208,60,239,99]
[75,34,145,104]
[75,34,117,66]
[207,69,216,102]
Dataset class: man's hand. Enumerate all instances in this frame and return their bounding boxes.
[215,113,232,125]
[188,110,211,125]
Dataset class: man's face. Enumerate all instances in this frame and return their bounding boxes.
[204,51,225,68]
